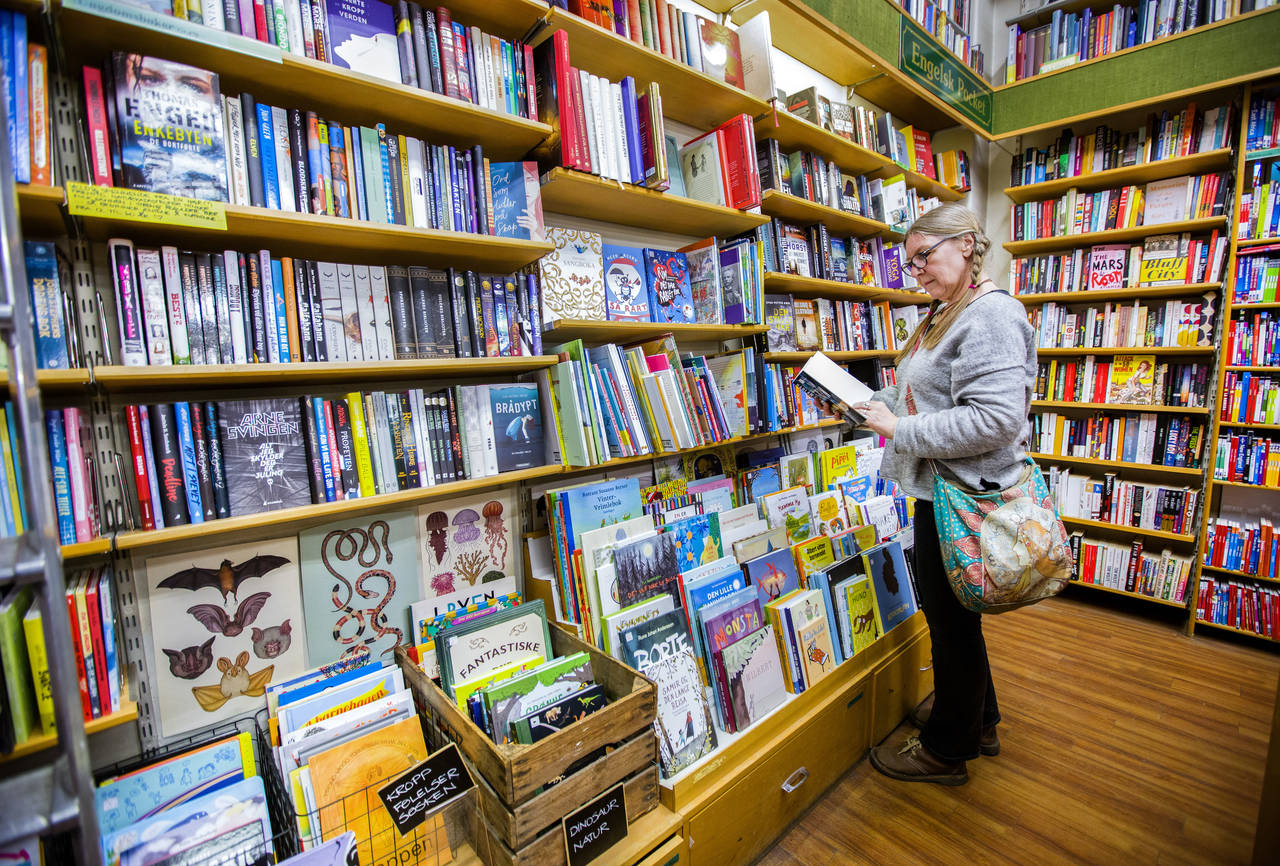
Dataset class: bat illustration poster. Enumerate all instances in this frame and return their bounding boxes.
[416,490,521,621]
[143,537,306,738]
[298,510,423,667]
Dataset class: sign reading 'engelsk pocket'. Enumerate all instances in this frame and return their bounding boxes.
[898,18,993,131]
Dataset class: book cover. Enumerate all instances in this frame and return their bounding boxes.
[24,241,68,370]
[678,133,725,207]
[216,398,311,516]
[764,294,796,351]
[808,490,849,536]
[796,609,835,687]
[511,682,608,744]
[643,248,694,324]
[602,243,651,321]
[697,19,743,89]
[760,484,813,544]
[142,536,305,738]
[863,541,917,634]
[677,237,722,324]
[539,227,605,325]
[742,546,800,608]
[482,650,593,743]
[612,531,684,610]
[840,574,879,656]
[602,593,675,656]
[641,646,717,777]
[0,587,35,743]
[110,53,227,200]
[488,160,546,241]
[487,382,543,472]
[552,476,643,551]
[324,0,402,84]
[415,489,519,620]
[719,623,785,729]
[436,599,552,693]
[1107,354,1156,404]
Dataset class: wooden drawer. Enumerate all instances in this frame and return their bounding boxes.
[870,632,934,744]
[686,677,871,866]
[634,833,687,866]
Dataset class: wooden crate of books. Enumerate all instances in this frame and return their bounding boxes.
[396,625,658,808]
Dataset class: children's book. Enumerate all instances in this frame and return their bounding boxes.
[759,485,813,544]
[718,624,785,730]
[643,249,695,324]
[742,547,801,609]
[863,541,916,634]
[602,243,651,321]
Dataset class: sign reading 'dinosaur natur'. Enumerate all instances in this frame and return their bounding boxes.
[563,781,628,866]
[377,743,475,836]
[898,17,993,131]
[65,182,228,230]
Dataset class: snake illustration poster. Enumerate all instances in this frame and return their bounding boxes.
[143,536,306,738]
[298,511,423,667]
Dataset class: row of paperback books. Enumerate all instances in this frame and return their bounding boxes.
[1029,295,1217,350]
[46,408,102,547]
[0,11,51,187]
[1205,517,1278,579]
[933,149,972,192]
[1031,410,1207,468]
[763,295,926,355]
[1237,153,1280,241]
[1246,91,1280,150]
[1232,246,1280,302]
[0,403,25,539]
[772,220,922,293]
[1009,231,1229,295]
[0,569,123,752]
[1069,535,1192,602]
[897,0,982,72]
[94,238,541,371]
[1220,370,1278,425]
[1048,468,1199,535]
[1042,356,1210,407]
[86,52,545,241]
[122,385,545,532]
[1009,171,1231,242]
[1225,309,1280,366]
[1197,577,1280,638]
[1008,103,1236,186]
[1212,432,1280,487]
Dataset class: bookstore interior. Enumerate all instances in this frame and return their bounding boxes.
[0,0,1277,861]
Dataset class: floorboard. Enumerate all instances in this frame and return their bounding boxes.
[757,596,1280,865]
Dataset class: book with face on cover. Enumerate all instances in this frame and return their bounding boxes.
[793,352,874,425]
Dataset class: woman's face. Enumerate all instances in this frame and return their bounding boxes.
[904,231,974,303]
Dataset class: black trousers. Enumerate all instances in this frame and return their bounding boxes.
[911,500,1000,762]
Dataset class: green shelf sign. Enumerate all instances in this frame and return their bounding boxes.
[898,17,992,131]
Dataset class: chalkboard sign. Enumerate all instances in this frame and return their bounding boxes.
[562,781,628,866]
[377,743,475,835]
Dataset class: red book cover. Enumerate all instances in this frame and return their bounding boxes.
[655,0,672,57]
[912,129,936,179]
[568,66,592,174]
[523,43,538,119]
[716,114,760,209]
[625,0,642,41]
[1062,363,1077,402]
[82,67,114,187]
[83,572,113,715]
[65,577,91,721]
[322,399,344,500]
[252,0,269,42]
[436,7,460,100]
[28,45,49,186]
[125,405,156,531]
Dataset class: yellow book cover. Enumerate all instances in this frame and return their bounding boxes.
[290,765,316,848]
[344,393,376,497]
[797,615,834,688]
[765,589,803,693]
[301,680,395,728]
[792,537,835,580]
[818,445,858,490]
[452,653,543,711]
[842,577,880,656]
[22,606,54,734]
[0,406,22,532]
[308,715,440,865]
[1108,354,1156,404]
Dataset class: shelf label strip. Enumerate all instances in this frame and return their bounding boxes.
[66,182,228,230]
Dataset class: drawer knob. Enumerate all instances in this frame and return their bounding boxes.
[781,766,809,793]
[919,664,933,672]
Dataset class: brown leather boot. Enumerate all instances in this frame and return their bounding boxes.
[870,735,968,785]
[909,695,1001,756]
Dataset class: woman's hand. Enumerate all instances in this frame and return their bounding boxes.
[855,400,898,439]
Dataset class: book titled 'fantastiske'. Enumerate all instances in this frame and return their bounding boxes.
[110,53,227,201]
[216,399,311,516]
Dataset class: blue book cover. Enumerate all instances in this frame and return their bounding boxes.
[449,147,466,232]
[666,513,723,572]
[311,398,337,502]
[863,540,917,634]
[269,258,289,359]
[620,76,643,184]
[376,124,394,221]
[643,249,694,324]
[101,776,268,864]
[25,241,68,370]
[493,277,511,356]
[12,12,28,185]
[256,102,280,210]
[44,410,74,544]
[683,565,747,675]
[272,657,382,707]
[718,244,747,324]
[97,569,120,711]
[323,0,401,83]
[806,570,845,665]
[742,463,781,503]
[602,243,650,322]
[327,123,350,218]
[348,125,366,221]
[744,547,800,609]
[488,161,546,242]
[172,402,204,524]
[558,477,642,553]
[0,13,13,188]
[489,383,543,473]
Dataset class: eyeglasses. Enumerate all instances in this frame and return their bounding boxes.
[904,232,969,274]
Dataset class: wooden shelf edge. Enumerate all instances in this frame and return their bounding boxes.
[1061,515,1196,543]
[1034,346,1216,357]
[762,350,896,363]
[1068,579,1187,608]
[1211,479,1280,492]
[1003,149,1234,203]
[1029,453,1203,477]
[1,685,137,764]
[762,272,928,304]
[1015,282,1222,305]
[1195,619,1280,644]
[60,539,111,560]
[1217,420,1280,431]
[1030,400,1210,414]
[1200,563,1280,584]
[760,190,898,237]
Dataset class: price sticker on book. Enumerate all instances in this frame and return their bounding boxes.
[376,743,475,835]
[563,781,628,866]
[66,182,228,231]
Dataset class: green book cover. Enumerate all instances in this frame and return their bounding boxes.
[482,650,593,744]
[0,586,37,742]
[511,682,608,745]
[843,576,880,656]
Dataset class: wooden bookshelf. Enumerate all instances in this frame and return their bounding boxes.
[528,6,771,130]
[538,169,770,236]
[1226,236,1279,250]
[1003,217,1227,255]
[1028,452,1205,478]
[113,464,565,554]
[1015,282,1223,306]
[1068,579,1189,609]
[761,190,899,238]
[93,357,557,392]
[0,679,138,765]
[60,539,111,560]
[762,350,896,363]
[1034,345,1217,357]
[1212,479,1280,492]
[1247,146,1280,161]
[1200,563,1280,584]
[0,369,93,393]
[1061,515,1197,544]
[1031,400,1211,414]
[1194,619,1280,644]
[1232,302,1280,310]
[1218,420,1280,431]
[763,272,928,304]
[541,320,767,343]
[1003,149,1235,204]
[69,195,553,272]
[58,1,552,159]
[15,184,64,236]
[1224,365,1280,372]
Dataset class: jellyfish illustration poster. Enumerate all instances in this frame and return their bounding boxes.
[298,511,424,667]
[142,536,306,738]
[415,489,521,621]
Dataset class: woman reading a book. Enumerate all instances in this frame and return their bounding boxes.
[836,203,1036,786]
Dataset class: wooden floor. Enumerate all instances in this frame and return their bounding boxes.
[758,595,1280,865]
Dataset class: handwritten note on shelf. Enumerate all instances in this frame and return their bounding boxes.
[376,743,475,836]
[65,182,228,231]
[563,781,629,866]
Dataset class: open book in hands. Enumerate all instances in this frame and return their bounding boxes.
[795,352,876,426]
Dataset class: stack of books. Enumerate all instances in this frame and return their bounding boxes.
[1070,535,1192,601]
[764,294,927,355]
[1034,356,1210,407]
[1204,516,1278,579]
[0,11,52,187]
